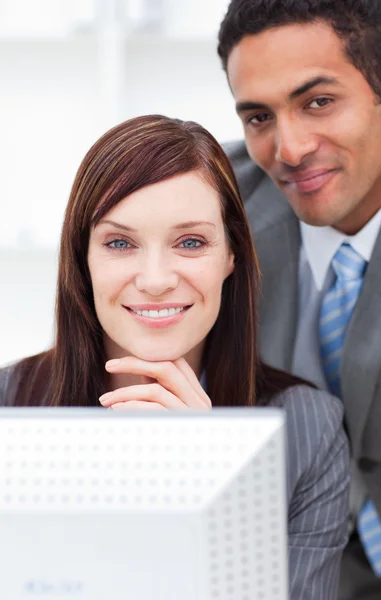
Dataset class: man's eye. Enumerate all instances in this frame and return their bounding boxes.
[248,113,271,125]
[309,97,332,109]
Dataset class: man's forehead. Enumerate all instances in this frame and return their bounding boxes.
[226,21,350,95]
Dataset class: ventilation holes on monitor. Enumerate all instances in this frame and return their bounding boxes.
[0,415,285,599]
[206,441,285,600]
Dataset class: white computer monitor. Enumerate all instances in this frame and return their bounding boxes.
[0,408,288,600]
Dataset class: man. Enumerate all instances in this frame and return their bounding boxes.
[218,1,381,598]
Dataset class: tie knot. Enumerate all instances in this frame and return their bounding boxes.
[332,243,367,281]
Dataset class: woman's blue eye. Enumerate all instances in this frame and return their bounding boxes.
[181,238,203,249]
[109,239,130,249]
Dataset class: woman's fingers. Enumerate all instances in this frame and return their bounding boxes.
[100,383,189,411]
[173,357,211,408]
[108,400,169,412]
[105,357,210,410]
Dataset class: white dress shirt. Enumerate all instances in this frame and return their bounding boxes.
[291,209,381,388]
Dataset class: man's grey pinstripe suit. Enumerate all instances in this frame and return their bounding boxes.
[0,360,349,599]
[226,140,381,599]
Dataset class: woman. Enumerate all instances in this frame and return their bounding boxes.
[0,115,349,598]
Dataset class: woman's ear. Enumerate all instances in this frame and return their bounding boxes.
[226,251,235,277]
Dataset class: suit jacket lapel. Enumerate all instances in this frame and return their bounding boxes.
[245,177,300,372]
[341,227,381,457]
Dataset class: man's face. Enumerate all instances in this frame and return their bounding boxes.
[227,21,381,234]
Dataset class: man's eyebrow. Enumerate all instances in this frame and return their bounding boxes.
[236,76,338,114]
[236,101,269,114]
[97,219,216,231]
[289,76,338,99]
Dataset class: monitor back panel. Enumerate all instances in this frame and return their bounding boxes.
[0,408,288,600]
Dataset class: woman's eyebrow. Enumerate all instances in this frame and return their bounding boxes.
[98,219,216,231]
[98,219,137,232]
[172,221,216,230]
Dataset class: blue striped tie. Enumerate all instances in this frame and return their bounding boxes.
[319,243,381,576]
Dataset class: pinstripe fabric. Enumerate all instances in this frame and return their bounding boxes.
[319,243,381,576]
[270,385,350,600]
[0,364,16,406]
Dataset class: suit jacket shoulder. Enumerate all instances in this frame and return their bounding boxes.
[223,140,296,235]
[224,140,301,371]
[0,354,51,407]
[269,385,350,600]
[223,140,265,199]
[0,362,20,407]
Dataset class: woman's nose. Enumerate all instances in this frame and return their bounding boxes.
[134,255,179,296]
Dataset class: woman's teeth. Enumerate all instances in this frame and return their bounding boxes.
[131,307,185,319]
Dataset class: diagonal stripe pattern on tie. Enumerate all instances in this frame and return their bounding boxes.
[358,500,381,576]
[319,243,366,398]
[319,242,381,576]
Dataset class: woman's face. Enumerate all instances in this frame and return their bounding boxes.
[87,171,234,371]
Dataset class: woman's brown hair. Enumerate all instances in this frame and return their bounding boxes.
[12,115,311,407]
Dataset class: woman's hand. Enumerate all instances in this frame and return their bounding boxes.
[99,356,211,412]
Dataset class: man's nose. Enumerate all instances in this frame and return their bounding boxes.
[134,254,179,297]
[274,117,318,167]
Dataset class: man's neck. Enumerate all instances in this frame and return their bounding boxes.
[335,200,381,235]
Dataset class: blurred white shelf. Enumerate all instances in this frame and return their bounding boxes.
[0,30,93,43]
[0,245,59,253]
[0,30,219,44]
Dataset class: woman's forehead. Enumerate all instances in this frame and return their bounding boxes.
[100,173,224,224]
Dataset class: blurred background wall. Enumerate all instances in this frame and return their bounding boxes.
[0,0,243,365]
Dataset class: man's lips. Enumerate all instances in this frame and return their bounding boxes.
[279,169,339,193]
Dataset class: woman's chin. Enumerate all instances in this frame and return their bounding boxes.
[132,347,185,363]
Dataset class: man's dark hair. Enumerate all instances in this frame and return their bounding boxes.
[218,0,381,97]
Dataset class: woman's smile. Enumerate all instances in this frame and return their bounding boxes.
[123,303,192,328]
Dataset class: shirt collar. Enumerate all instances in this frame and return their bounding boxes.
[300,208,381,291]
